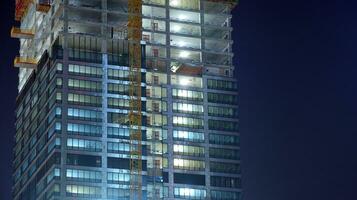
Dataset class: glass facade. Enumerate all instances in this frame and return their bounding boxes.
[12,0,240,199]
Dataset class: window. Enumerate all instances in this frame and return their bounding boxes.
[173,102,204,115]
[67,123,102,137]
[209,134,239,145]
[208,93,238,105]
[107,83,130,95]
[67,108,102,122]
[107,142,130,153]
[68,93,102,107]
[208,106,238,118]
[209,148,240,160]
[107,172,130,184]
[210,176,241,188]
[107,127,130,138]
[169,0,200,10]
[171,75,203,88]
[210,162,240,174]
[47,168,61,184]
[172,88,203,101]
[174,173,205,186]
[68,78,102,92]
[208,119,239,132]
[211,190,241,200]
[66,154,102,167]
[68,64,102,78]
[108,112,129,124]
[173,116,203,129]
[108,98,131,109]
[173,158,205,171]
[107,188,130,199]
[207,79,237,91]
[107,157,130,169]
[67,138,102,152]
[173,144,204,157]
[173,130,205,142]
[108,68,130,80]
[174,187,206,200]
[66,169,102,183]
[66,185,101,198]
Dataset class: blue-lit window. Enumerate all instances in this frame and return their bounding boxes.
[67,108,102,122]
[67,138,102,152]
[107,142,130,153]
[47,168,61,184]
[66,169,102,183]
[107,127,130,138]
[67,123,102,137]
[107,172,130,184]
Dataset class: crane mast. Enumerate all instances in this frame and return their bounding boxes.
[128,0,143,199]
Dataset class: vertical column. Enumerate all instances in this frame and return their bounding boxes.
[200,1,211,199]
[164,0,175,199]
[60,0,69,198]
[101,0,109,199]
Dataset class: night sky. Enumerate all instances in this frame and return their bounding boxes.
[1,1,356,200]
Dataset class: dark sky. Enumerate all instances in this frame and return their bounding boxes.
[0,0,356,200]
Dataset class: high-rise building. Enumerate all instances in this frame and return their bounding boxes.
[12,0,240,199]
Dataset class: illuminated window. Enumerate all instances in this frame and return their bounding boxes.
[68,64,102,78]
[173,158,205,171]
[67,138,102,152]
[173,116,203,129]
[67,108,102,122]
[173,130,204,142]
[173,144,204,156]
[172,88,203,101]
[171,75,203,88]
[67,123,102,137]
[66,184,101,198]
[66,169,101,183]
[174,187,206,199]
[173,102,204,115]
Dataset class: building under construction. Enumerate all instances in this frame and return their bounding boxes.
[12,0,240,199]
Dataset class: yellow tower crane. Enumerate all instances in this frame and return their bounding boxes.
[128,0,143,199]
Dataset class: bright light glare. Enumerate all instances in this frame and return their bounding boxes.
[177,41,186,47]
[179,77,190,86]
[178,15,187,20]
[170,0,180,6]
[172,25,181,32]
[179,51,190,58]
